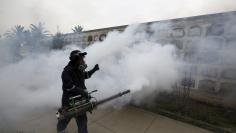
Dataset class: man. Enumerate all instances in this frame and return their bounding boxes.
[57,50,99,133]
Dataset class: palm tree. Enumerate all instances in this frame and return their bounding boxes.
[52,32,64,49]
[30,22,50,52]
[72,25,83,33]
[4,25,26,40]
[3,25,28,60]
[30,22,50,39]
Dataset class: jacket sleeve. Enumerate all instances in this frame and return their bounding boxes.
[62,69,75,92]
[84,67,97,79]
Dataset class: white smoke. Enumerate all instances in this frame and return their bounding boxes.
[85,25,179,98]
[0,24,179,126]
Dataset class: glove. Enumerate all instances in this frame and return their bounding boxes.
[93,64,99,71]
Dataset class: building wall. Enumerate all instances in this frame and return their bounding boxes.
[63,25,126,48]
[63,11,236,108]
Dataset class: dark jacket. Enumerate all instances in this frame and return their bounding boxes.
[61,61,97,107]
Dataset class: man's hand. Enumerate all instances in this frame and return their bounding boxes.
[86,64,99,78]
[93,64,99,71]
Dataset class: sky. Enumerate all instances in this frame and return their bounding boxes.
[0,0,236,35]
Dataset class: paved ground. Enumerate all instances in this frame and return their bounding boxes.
[14,106,212,133]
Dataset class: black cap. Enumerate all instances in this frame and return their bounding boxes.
[69,50,87,61]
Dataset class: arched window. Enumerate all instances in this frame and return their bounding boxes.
[87,35,93,42]
[188,26,201,36]
[99,34,107,41]
[206,23,224,36]
[171,28,185,38]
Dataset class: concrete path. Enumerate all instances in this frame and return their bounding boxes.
[14,106,212,133]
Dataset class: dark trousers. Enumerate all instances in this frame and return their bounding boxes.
[57,114,88,133]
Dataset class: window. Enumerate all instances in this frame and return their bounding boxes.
[219,83,236,95]
[221,69,236,80]
[207,23,224,36]
[205,37,224,49]
[196,51,219,64]
[87,35,93,42]
[82,36,87,42]
[154,29,169,38]
[200,67,218,78]
[221,51,236,65]
[226,37,236,49]
[226,23,236,36]
[99,34,106,41]
[94,35,99,41]
[171,28,185,38]
[188,26,201,36]
[183,52,195,62]
[198,80,216,93]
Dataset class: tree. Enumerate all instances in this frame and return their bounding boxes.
[30,22,50,39]
[4,25,26,40]
[4,25,28,60]
[72,25,83,33]
[3,23,52,59]
[52,32,64,49]
[30,22,50,52]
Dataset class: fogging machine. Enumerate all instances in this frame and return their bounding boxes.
[56,89,130,120]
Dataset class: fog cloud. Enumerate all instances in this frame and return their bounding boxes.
[0,24,180,127]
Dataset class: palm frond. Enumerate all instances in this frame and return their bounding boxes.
[72,25,83,33]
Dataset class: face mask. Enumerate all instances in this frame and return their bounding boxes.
[78,64,87,71]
